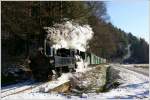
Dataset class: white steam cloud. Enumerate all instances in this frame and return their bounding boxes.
[44,21,94,51]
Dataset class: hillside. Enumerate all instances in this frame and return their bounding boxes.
[88,16,149,64]
[1,1,149,71]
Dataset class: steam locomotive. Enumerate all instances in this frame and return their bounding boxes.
[29,39,106,81]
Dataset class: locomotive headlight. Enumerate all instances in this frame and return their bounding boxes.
[49,59,54,64]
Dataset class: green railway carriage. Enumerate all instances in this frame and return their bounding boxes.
[80,52,106,65]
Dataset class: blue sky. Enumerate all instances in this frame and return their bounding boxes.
[106,0,149,43]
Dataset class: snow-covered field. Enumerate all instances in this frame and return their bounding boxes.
[1,64,149,100]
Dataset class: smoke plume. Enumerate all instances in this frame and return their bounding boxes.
[123,44,131,60]
[44,21,94,51]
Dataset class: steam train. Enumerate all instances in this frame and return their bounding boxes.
[29,39,106,81]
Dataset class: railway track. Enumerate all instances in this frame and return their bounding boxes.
[1,80,35,93]
[1,80,52,98]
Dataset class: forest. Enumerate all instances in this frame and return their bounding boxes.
[1,1,149,71]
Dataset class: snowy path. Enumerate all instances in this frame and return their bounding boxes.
[120,64,149,76]
[106,64,149,99]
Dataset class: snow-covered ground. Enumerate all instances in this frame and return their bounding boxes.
[1,64,149,100]
[1,73,72,98]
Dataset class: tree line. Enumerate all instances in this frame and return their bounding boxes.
[1,1,149,69]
